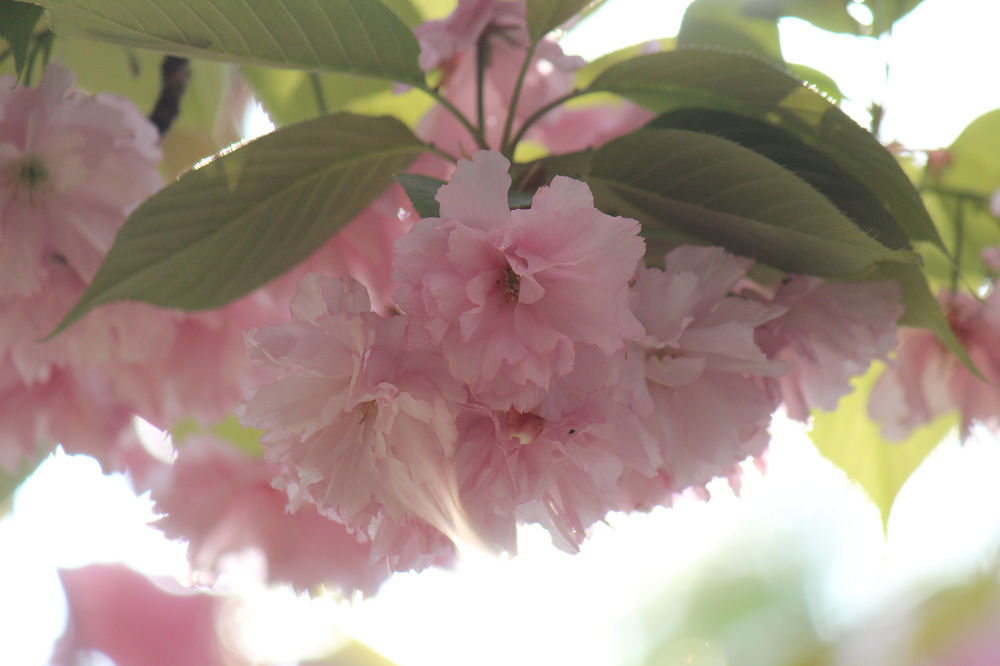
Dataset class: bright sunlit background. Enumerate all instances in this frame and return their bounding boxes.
[4,1,1000,664]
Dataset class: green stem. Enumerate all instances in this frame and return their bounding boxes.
[506,89,586,156]
[308,72,328,114]
[475,34,489,137]
[499,40,539,156]
[950,197,965,295]
[426,143,459,164]
[420,86,489,150]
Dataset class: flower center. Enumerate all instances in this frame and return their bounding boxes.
[357,400,378,425]
[8,157,50,203]
[498,265,520,303]
[506,408,544,445]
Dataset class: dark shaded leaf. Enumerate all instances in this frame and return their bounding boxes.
[0,0,44,80]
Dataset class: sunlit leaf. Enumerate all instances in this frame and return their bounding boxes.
[583,129,917,276]
[809,361,956,532]
[741,0,927,35]
[525,0,593,42]
[585,49,946,252]
[35,0,425,85]
[678,0,783,63]
[0,0,44,80]
[51,113,426,336]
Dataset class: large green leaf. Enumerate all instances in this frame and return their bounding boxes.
[677,0,783,64]
[583,129,916,276]
[0,0,44,80]
[810,361,956,532]
[525,0,592,42]
[647,108,909,250]
[35,0,425,85]
[51,113,426,336]
[585,49,946,252]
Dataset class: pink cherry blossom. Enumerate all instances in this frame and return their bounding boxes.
[622,246,788,503]
[52,564,239,666]
[394,150,645,411]
[143,435,395,594]
[755,276,903,421]
[0,64,161,298]
[240,275,463,571]
[869,289,1000,440]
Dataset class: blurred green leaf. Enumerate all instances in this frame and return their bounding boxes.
[525,0,593,42]
[210,416,262,458]
[584,129,916,276]
[586,49,946,253]
[678,0,783,63]
[51,113,426,335]
[741,0,926,35]
[937,109,1000,194]
[809,361,956,532]
[0,448,47,514]
[35,0,426,86]
[0,0,44,80]
[574,38,674,89]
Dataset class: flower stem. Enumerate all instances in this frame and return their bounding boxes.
[506,89,586,157]
[308,73,328,115]
[499,40,539,156]
[420,85,489,150]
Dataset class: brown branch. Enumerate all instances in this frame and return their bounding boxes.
[149,56,190,137]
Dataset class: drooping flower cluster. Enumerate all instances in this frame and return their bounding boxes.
[240,150,905,573]
[414,0,653,156]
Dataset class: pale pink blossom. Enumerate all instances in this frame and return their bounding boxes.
[756,276,903,421]
[143,436,395,594]
[52,564,240,666]
[870,289,1000,439]
[241,275,463,570]
[619,247,788,502]
[394,150,645,411]
[0,64,161,298]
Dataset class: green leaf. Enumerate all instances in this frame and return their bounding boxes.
[51,113,426,336]
[396,173,444,218]
[583,129,916,276]
[938,109,1000,194]
[809,361,955,532]
[0,0,44,80]
[397,173,536,219]
[786,62,842,102]
[677,0,783,64]
[741,0,926,35]
[586,49,946,252]
[525,0,593,42]
[35,0,425,86]
[647,108,909,250]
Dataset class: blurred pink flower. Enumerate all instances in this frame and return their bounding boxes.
[394,150,644,411]
[756,276,903,421]
[52,563,239,666]
[870,289,1000,440]
[0,64,161,298]
[143,436,395,594]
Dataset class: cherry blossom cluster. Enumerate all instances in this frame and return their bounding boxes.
[238,150,904,586]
